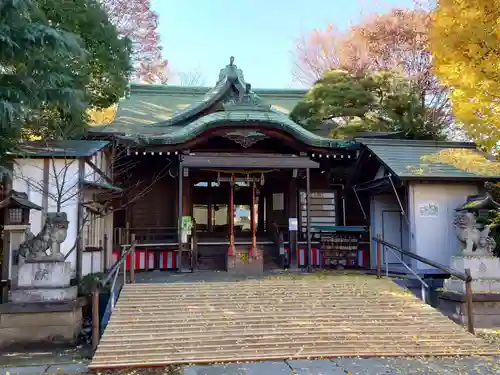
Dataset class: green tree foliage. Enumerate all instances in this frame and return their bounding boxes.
[35,0,132,138]
[290,69,445,140]
[0,0,131,146]
[0,0,87,135]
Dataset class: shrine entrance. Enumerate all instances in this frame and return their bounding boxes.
[102,57,363,274]
[191,173,265,270]
[180,154,321,272]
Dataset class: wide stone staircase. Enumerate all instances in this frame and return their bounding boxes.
[90,275,499,369]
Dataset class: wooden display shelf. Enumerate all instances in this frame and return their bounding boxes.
[319,233,359,268]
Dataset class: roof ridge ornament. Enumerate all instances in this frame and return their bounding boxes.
[223,90,271,112]
[217,56,245,84]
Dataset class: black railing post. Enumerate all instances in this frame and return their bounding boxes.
[92,288,100,351]
[465,268,475,334]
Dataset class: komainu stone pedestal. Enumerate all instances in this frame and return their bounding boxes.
[0,299,85,348]
[227,248,264,274]
[444,256,500,294]
[439,255,500,328]
[2,260,83,348]
[10,260,77,303]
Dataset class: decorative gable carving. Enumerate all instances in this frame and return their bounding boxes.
[223,130,268,148]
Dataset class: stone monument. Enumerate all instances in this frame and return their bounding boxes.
[439,194,500,327]
[10,212,76,302]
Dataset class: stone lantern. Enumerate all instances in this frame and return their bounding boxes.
[0,190,41,292]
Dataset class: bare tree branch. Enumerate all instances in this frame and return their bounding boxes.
[290,8,452,131]
[170,67,206,86]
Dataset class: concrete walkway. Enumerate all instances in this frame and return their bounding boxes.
[0,361,88,374]
[2,357,499,374]
[185,357,500,375]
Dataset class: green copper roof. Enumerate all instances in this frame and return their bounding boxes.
[132,111,354,148]
[93,84,307,132]
[90,57,347,149]
[358,138,500,180]
[0,190,42,210]
[83,179,123,192]
[14,140,109,158]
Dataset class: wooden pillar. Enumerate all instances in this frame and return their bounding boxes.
[182,174,191,216]
[257,187,265,233]
[125,222,130,245]
[228,176,235,256]
[76,158,85,284]
[306,168,312,273]
[130,233,136,283]
[177,157,183,271]
[41,159,49,225]
[250,180,257,257]
[103,233,109,271]
[92,288,100,351]
[207,181,213,232]
[182,171,191,272]
[288,176,298,268]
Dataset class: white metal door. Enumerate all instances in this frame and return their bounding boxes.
[382,210,403,264]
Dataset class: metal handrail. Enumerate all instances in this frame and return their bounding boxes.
[373,234,475,334]
[100,240,137,287]
[92,235,138,352]
[373,236,471,282]
[384,246,429,288]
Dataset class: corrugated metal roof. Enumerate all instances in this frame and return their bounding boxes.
[357,138,500,180]
[15,140,109,158]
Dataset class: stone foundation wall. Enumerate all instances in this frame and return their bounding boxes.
[0,299,84,348]
[227,248,263,274]
[438,291,500,328]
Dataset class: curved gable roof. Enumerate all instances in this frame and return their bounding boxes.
[90,57,354,149]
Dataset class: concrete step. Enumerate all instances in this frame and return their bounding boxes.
[90,277,499,369]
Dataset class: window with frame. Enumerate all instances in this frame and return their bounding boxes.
[8,208,23,224]
[299,190,337,239]
[83,210,102,249]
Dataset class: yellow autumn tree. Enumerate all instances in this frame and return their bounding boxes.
[88,105,118,126]
[430,0,500,152]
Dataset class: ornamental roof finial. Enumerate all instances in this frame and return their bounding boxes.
[229,56,235,66]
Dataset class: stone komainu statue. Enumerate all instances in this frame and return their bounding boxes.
[18,212,69,261]
[454,211,493,255]
[454,194,499,255]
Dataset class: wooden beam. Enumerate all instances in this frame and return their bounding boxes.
[85,158,113,184]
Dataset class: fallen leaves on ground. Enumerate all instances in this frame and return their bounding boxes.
[44,366,183,375]
[476,328,500,345]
